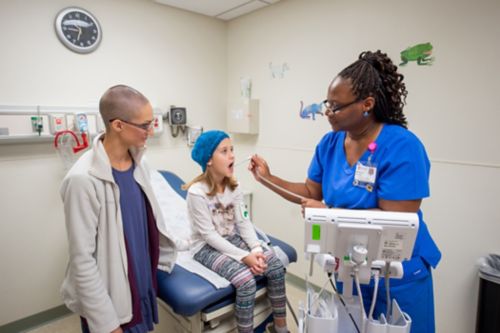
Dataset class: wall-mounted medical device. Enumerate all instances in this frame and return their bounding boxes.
[302,208,418,333]
[304,208,418,262]
[168,107,187,125]
[166,106,187,138]
[0,105,165,145]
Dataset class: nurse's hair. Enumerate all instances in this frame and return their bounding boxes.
[99,85,150,129]
[338,50,408,128]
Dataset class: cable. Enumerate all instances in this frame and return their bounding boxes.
[328,273,361,333]
[368,270,380,320]
[256,170,307,201]
[308,253,315,277]
[286,297,298,326]
[354,270,367,333]
[309,277,331,311]
[385,261,392,320]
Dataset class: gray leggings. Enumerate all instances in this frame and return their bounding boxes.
[194,234,286,333]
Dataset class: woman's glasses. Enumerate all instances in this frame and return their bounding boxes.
[322,98,363,114]
[109,118,154,131]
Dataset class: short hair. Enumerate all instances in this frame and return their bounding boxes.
[99,85,150,129]
[337,50,408,128]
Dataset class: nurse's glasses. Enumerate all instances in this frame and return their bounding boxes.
[322,98,363,114]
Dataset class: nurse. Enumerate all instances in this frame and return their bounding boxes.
[249,50,441,333]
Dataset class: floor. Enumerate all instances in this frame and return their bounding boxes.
[25,281,306,333]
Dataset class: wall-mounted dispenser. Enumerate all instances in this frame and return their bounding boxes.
[227,99,259,134]
[186,125,203,147]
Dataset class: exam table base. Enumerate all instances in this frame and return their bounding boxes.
[153,288,273,333]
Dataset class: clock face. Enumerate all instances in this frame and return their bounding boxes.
[55,7,102,54]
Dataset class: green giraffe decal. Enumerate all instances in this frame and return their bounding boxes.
[400,42,434,66]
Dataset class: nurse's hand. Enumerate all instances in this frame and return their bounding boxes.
[111,327,123,333]
[301,198,327,216]
[249,154,271,182]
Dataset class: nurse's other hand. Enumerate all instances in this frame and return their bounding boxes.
[301,198,327,216]
[249,154,271,181]
[111,327,123,333]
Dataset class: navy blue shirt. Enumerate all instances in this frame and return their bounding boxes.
[113,165,158,333]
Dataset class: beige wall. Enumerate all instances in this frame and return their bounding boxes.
[0,0,227,325]
[2,0,500,332]
[227,0,500,333]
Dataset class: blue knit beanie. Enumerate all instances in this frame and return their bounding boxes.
[191,130,230,172]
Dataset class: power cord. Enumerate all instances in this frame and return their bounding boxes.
[327,273,361,333]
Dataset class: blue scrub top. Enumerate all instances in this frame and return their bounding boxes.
[308,124,441,277]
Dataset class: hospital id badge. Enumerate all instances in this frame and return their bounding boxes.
[353,161,377,192]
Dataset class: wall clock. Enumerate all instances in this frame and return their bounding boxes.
[55,7,102,54]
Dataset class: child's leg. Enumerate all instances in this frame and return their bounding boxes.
[194,244,256,333]
[263,250,287,329]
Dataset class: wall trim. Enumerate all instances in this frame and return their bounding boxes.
[0,305,71,333]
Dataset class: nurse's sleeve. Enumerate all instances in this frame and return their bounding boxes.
[377,136,430,201]
[307,140,325,184]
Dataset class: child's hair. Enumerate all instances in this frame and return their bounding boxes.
[182,171,238,197]
[183,129,238,196]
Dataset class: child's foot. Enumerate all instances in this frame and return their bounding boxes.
[265,322,290,333]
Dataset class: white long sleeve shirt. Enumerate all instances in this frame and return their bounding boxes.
[187,181,261,262]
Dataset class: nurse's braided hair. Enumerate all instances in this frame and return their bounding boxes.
[338,50,408,128]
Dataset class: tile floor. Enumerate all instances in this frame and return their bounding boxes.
[25,281,306,333]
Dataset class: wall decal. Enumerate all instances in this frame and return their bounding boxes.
[299,101,323,120]
[269,62,290,79]
[400,42,434,66]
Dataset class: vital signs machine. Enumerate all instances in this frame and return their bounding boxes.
[301,208,419,333]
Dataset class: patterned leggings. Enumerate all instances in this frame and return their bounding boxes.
[193,234,286,333]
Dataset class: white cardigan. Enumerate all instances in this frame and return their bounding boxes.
[60,133,177,333]
[187,181,262,262]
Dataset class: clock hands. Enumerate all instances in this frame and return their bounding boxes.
[63,20,88,41]
[75,25,82,41]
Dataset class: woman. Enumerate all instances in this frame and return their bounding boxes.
[250,50,441,333]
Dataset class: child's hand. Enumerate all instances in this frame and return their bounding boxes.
[242,252,267,275]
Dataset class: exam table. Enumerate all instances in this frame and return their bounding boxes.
[153,170,298,333]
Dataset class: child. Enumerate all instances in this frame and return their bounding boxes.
[184,130,288,333]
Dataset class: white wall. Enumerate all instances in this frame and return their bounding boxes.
[0,0,227,325]
[227,0,500,333]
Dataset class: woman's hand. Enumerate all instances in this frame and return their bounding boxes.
[111,327,123,333]
[242,252,267,275]
[301,198,327,216]
[249,154,271,182]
